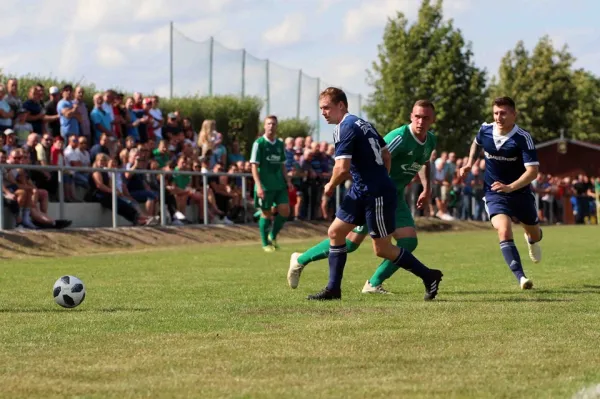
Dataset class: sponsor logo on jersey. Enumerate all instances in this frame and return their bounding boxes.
[266,154,282,162]
[400,162,422,174]
[484,151,518,162]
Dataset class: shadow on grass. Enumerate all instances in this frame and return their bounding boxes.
[0,307,152,313]
[447,287,600,295]
[455,297,574,303]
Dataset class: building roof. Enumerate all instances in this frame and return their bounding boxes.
[536,138,600,151]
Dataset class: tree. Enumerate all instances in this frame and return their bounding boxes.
[364,0,487,153]
[569,69,600,142]
[489,36,578,142]
[275,118,315,139]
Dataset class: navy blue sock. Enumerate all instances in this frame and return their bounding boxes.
[527,229,543,244]
[327,244,347,291]
[391,248,430,279]
[500,240,525,280]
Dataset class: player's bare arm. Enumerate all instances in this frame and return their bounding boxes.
[251,163,264,198]
[491,164,538,194]
[281,163,293,189]
[324,158,351,197]
[416,161,431,209]
[382,147,391,173]
[461,138,480,177]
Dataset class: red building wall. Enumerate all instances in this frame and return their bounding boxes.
[537,143,600,177]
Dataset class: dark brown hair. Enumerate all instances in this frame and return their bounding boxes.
[319,87,348,109]
[414,99,435,111]
[492,96,516,110]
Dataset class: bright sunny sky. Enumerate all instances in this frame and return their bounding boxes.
[2,0,598,141]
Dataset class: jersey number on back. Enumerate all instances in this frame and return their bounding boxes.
[368,138,384,165]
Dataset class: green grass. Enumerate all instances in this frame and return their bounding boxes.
[1,226,600,398]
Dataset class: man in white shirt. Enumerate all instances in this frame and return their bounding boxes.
[149,95,163,141]
[63,135,90,201]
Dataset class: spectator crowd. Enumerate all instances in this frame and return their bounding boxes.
[407,151,600,225]
[0,78,598,230]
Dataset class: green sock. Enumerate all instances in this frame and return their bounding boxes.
[297,238,361,266]
[270,214,286,239]
[259,217,271,247]
[369,237,418,286]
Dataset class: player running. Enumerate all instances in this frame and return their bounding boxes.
[305,88,443,301]
[250,115,293,252]
[288,100,441,297]
[460,96,542,289]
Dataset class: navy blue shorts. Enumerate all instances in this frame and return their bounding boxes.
[336,189,396,238]
[483,191,539,226]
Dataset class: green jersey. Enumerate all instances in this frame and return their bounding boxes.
[250,135,286,191]
[384,124,436,190]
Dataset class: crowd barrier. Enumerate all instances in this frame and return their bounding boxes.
[0,164,344,230]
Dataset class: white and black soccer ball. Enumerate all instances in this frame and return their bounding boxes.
[53,275,86,308]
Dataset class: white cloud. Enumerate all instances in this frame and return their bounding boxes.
[57,34,81,77]
[96,44,127,68]
[343,0,419,41]
[0,54,21,71]
[262,13,306,46]
[343,0,472,42]
[317,0,343,13]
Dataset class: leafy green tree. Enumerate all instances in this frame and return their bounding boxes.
[275,118,315,139]
[569,69,600,142]
[364,0,487,152]
[489,36,577,142]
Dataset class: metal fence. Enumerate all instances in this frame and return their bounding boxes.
[169,22,364,143]
[0,164,343,231]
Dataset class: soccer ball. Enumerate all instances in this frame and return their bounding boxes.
[53,275,86,308]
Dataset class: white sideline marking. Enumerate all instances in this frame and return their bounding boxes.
[573,384,600,399]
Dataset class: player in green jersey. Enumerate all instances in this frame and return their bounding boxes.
[287,100,440,294]
[250,115,293,252]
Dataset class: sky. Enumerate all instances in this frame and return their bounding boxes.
[1,0,599,142]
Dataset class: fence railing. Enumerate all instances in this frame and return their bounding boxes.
[0,164,343,231]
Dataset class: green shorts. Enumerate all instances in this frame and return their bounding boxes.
[254,189,289,211]
[352,199,414,235]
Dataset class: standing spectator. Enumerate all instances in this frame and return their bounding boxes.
[90,93,113,143]
[45,86,61,137]
[149,95,163,141]
[101,90,115,129]
[56,85,80,139]
[5,79,21,116]
[124,97,141,142]
[22,86,46,135]
[573,174,594,224]
[74,86,91,140]
[0,84,14,132]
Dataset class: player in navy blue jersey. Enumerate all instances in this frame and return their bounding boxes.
[460,96,542,290]
[306,87,443,301]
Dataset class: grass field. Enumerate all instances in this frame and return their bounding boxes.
[1,225,600,398]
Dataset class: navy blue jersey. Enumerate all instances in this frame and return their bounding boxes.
[334,114,394,195]
[475,122,539,195]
